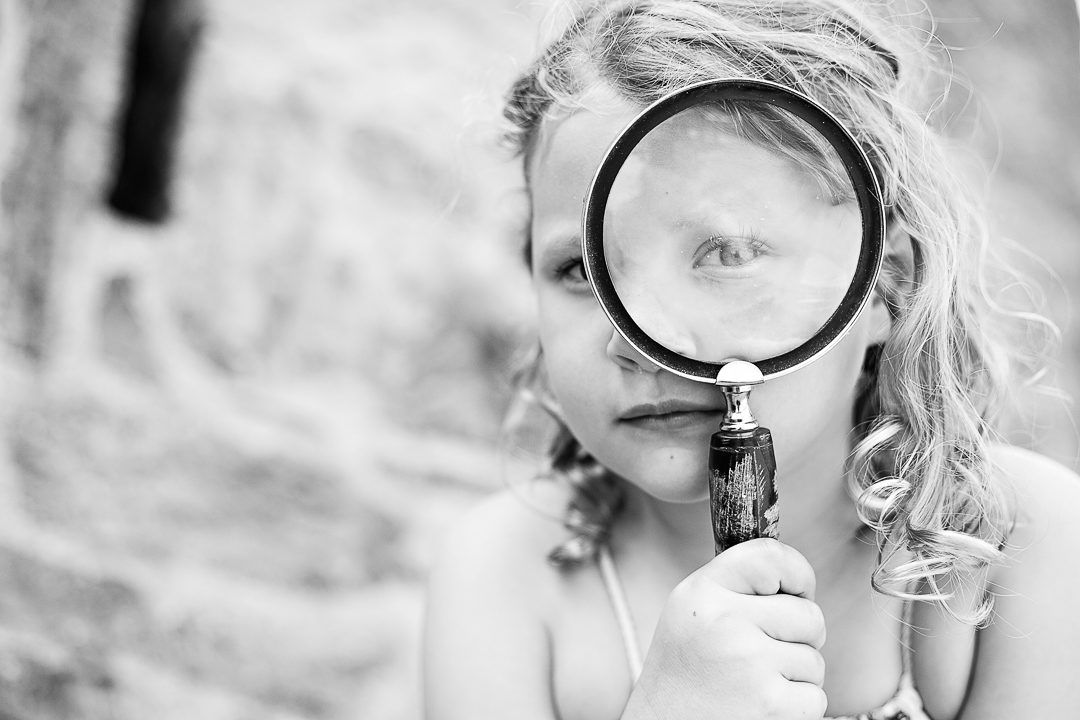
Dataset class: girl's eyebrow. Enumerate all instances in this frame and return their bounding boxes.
[536,231,581,260]
[675,215,708,230]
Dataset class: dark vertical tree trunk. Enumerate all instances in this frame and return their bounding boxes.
[0,0,200,364]
[107,0,205,223]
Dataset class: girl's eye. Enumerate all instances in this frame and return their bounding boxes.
[553,257,589,287]
[693,234,766,268]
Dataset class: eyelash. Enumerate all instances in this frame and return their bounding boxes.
[694,230,767,267]
[552,257,589,287]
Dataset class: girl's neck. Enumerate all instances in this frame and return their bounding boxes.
[618,422,867,578]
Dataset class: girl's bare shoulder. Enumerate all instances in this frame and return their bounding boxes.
[430,481,574,593]
[990,443,1080,546]
[423,482,574,720]
[986,443,1080,592]
[958,444,1080,718]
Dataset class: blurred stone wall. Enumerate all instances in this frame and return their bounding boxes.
[0,1,536,718]
[0,1,1075,719]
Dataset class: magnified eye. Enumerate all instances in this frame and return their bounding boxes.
[693,234,767,269]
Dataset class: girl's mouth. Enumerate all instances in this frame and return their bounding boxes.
[619,400,725,430]
[621,410,722,431]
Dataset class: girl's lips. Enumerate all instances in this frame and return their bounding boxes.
[620,409,723,431]
[619,399,724,419]
[618,400,725,431]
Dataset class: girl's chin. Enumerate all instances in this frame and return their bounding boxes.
[638,482,710,505]
[609,457,711,504]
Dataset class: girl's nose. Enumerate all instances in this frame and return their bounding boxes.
[606,328,661,373]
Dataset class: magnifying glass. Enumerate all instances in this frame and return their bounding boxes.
[582,79,885,555]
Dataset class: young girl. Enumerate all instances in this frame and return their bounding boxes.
[423,2,1080,718]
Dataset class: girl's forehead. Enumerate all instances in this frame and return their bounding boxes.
[529,106,639,213]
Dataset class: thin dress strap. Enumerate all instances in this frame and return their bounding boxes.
[597,544,644,682]
[900,589,916,679]
[883,590,929,718]
[827,586,930,720]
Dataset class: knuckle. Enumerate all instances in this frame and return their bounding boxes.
[794,599,826,646]
[809,649,826,684]
[755,537,787,563]
[667,575,733,626]
[809,603,827,646]
[724,541,783,592]
[669,575,695,603]
[804,600,825,630]
[729,625,766,658]
[809,686,829,718]
[728,537,780,567]
[756,684,784,719]
[670,573,708,607]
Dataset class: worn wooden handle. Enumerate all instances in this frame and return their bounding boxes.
[709,427,779,554]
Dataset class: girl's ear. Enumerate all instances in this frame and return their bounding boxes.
[864,216,912,347]
[866,293,892,346]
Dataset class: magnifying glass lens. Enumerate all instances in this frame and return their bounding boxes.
[603,99,863,364]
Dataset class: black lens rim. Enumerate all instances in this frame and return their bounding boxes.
[582,79,886,382]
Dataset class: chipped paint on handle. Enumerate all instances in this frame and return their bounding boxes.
[709,427,778,554]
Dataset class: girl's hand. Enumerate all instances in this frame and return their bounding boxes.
[621,538,827,720]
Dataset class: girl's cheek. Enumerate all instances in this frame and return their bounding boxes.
[540,323,597,388]
[753,331,868,451]
[537,287,607,348]
[538,306,614,416]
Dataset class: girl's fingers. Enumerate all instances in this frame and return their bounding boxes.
[702,538,817,599]
[780,681,830,720]
[773,641,827,686]
[752,594,827,648]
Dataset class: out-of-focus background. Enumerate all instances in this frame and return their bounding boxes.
[0,0,1075,718]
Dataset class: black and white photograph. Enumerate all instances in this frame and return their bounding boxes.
[0,1,1078,719]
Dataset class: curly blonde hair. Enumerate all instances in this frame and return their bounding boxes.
[501,0,1050,625]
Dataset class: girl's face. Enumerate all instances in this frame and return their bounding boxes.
[529,105,890,504]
